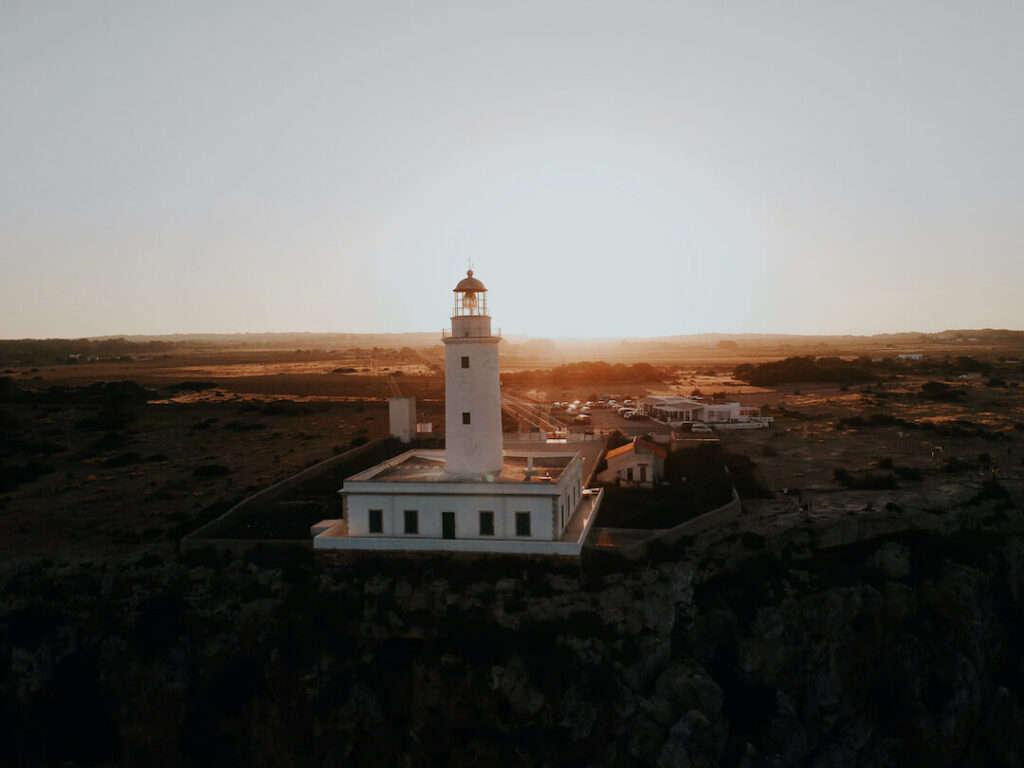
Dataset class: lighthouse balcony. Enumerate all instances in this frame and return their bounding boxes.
[442,326,501,340]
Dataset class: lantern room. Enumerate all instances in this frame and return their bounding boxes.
[452,270,489,317]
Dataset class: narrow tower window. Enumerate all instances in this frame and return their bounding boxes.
[461,355,470,369]
[462,412,471,425]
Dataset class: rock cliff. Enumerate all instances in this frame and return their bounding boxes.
[2,483,1023,766]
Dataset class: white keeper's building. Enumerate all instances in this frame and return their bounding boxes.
[312,270,602,555]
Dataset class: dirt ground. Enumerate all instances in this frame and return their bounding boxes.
[504,371,1024,518]
[3,344,1023,565]
[1,347,449,564]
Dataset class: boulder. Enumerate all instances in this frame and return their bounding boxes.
[867,542,911,579]
[655,662,724,720]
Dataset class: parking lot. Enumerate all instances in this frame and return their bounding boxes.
[548,401,673,439]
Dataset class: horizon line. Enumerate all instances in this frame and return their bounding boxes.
[3,327,1023,344]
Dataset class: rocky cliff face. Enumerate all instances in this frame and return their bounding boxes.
[3,496,1024,767]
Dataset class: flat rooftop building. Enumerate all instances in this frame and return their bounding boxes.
[639,395,772,431]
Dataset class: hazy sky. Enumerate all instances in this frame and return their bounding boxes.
[2,1,1022,339]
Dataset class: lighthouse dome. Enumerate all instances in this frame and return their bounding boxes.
[454,270,486,292]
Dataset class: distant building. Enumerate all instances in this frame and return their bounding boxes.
[898,353,923,361]
[597,437,666,488]
[639,396,703,423]
[639,396,771,430]
[313,271,601,555]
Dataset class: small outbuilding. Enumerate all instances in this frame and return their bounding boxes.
[389,396,417,443]
[598,437,667,488]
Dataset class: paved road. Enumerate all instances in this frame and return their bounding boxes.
[501,393,570,433]
[413,348,444,375]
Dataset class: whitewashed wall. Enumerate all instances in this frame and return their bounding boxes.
[347,492,554,540]
[443,335,503,475]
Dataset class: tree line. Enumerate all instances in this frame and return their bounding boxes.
[502,361,666,386]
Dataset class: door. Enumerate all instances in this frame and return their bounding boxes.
[442,511,456,539]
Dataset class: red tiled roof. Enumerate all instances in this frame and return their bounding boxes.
[605,437,667,461]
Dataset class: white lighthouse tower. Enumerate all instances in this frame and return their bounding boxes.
[443,270,503,478]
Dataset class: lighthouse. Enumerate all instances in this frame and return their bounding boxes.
[313,268,600,556]
[443,270,503,477]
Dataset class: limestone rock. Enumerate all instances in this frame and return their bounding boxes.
[655,662,724,720]
[867,542,911,579]
[627,713,667,764]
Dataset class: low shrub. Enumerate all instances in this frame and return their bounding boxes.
[192,464,231,478]
[836,416,867,429]
[741,531,766,550]
[223,421,267,432]
[167,381,217,392]
[832,467,899,490]
[920,381,964,402]
[0,460,55,492]
[941,456,974,474]
[894,465,923,481]
[102,452,143,468]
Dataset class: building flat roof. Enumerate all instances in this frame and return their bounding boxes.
[344,449,578,485]
[642,396,703,407]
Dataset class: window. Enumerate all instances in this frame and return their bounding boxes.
[369,509,383,534]
[479,511,494,536]
[461,356,470,369]
[462,412,471,425]
[640,465,647,482]
[403,509,418,534]
[627,467,634,482]
[515,511,531,537]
